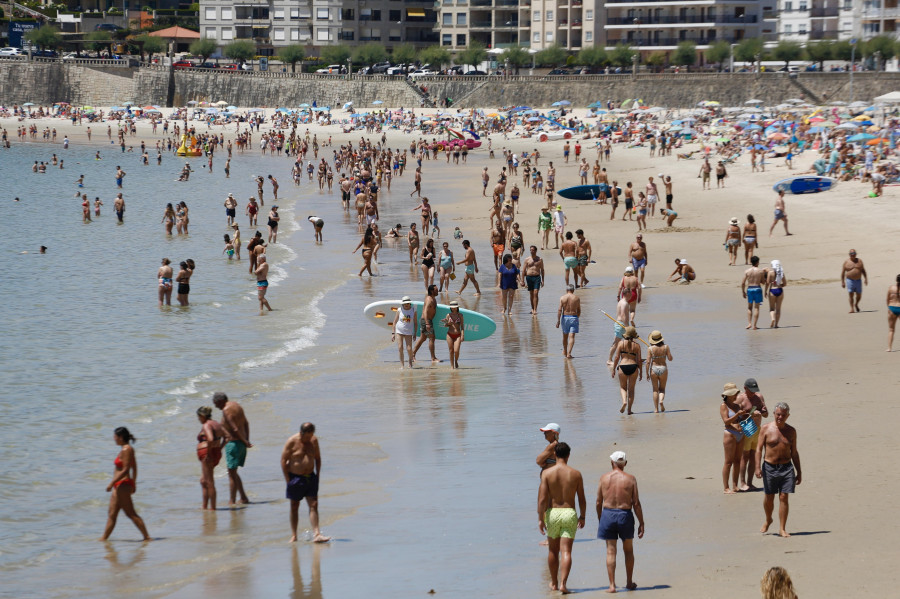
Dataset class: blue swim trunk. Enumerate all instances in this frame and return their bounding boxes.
[747,286,763,304]
[598,508,635,540]
[225,440,247,470]
[614,323,625,338]
[631,258,647,271]
[846,278,862,294]
[564,256,578,270]
[561,315,579,334]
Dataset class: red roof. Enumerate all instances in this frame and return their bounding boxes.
[148,26,201,40]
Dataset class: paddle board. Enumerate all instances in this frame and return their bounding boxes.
[772,176,836,194]
[557,184,622,201]
[363,300,496,341]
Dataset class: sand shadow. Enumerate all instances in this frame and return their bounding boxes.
[781,530,830,536]
[567,584,672,593]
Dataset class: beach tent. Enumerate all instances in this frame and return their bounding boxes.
[874,91,900,103]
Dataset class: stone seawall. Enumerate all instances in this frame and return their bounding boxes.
[3,62,900,109]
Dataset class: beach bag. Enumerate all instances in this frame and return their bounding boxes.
[739,415,758,438]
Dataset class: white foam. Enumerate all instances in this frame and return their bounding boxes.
[166,372,212,396]
[238,292,327,369]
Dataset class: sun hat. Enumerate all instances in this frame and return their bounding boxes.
[648,330,664,344]
[729,217,739,225]
[722,382,740,397]
[624,326,637,339]
[556,205,562,211]
[679,259,688,265]
[610,451,627,464]
[401,296,412,303]
[449,300,459,308]
[540,423,561,433]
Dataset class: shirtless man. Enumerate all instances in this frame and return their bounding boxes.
[559,232,578,287]
[645,176,659,217]
[699,158,711,190]
[608,295,630,363]
[364,196,379,226]
[224,193,237,226]
[575,229,591,288]
[523,245,545,314]
[412,284,441,363]
[481,166,490,197]
[741,256,766,329]
[755,402,801,538]
[668,258,695,283]
[113,193,125,223]
[456,240,481,296]
[556,284,581,359]
[538,442,586,594]
[597,451,645,593]
[737,378,768,491]
[409,167,422,198]
[256,254,273,315]
[769,190,792,236]
[628,234,648,287]
[355,188,368,227]
[841,249,868,313]
[618,266,641,326]
[662,175,674,216]
[212,392,252,505]
[281,422,331,543]
[115,165,126,188]
[340,176,352,209]
[490,222,505,272]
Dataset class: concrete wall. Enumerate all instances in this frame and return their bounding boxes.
[3,62,900,109]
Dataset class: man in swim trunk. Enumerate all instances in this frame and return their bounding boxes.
[522,245,545,314]
[556,284,580,359]
[256,255,273,315]
[213,392,252,505]
[560,231,578,287]
[737,378,768,491]
[281,422,331,543]
[113,193,125,223]
[742,256,766,330]
[755,402,801,537]
[840,249,867,313]
[628,233,648,287]
[769,189,791,236]
[413,285,441,363]
[608,295,630,364]
[538,442,586,594]
[597,451,644,593]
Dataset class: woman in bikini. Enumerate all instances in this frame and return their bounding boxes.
[352,226,376,276]
[444,299,465,369]
[157,257,173,306]
[611,326,642,415]
[196,406,225,510]
[766,259,788,328]
[176,260,192,306]
[178,201,190,235]
[743,214,758,265]
[508,223,525,263]
[886,274,900,351]
[720,383,749,495]
[407,222,420,265]
[724,217,741,266]
[420,238,436,290]
[161,203,176,235]
[645,330,673,413]
[101,427,151,541]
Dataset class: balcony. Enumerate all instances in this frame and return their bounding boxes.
[471,0,492,5]
[808,29,839,39]
[863,7,900,19]
[519,20,531,27]
[496,20,520,28]
[810,8,839,17]
[495,0,519,5]
[610,35,737,47]
[607,15,758,25]
[470,20,493,28]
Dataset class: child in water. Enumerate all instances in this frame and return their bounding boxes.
[223,234,235,260]
[94,197,103,216]
[431,212,440,238]
[453,226,463,240]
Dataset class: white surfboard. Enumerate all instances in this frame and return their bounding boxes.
[363,300,496,341]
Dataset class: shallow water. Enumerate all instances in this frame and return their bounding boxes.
[0,140,819,598]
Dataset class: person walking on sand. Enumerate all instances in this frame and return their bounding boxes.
[737,378,769,492]
[611,326,642,415]
[628,234,648,288]
[720,383,748,494]
[645,330,673,413]
[213,392,252,506]
[281,422,331,543]
[556,284,581,359]
[841,249,867,313]
[766,260,787,328]
[412,285,441,364]
[538,442,586,595]
[597,451,644,594]
[886,274,900,351]
[699,158,712,190]
[392,296,418,369]
[769,190,792,237]
[742,256,766,330]
[755,402,801,537]
[455,240,481,296]
[725,217,741,266]
[100,427,151,542]
[195,406,225,511]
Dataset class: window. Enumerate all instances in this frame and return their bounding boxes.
[546,11,553,21]
[290,28,299,40]
[221,8,232,20]
[273,28,285,41]
[298,8,311,18]
[585,9,593,20]
[290,8,299,19]
[546,31,553,41]
[784,23,792,32]
[784,1,792,10]
[798,1,807,10]
[204,7,216,21]
[341,9,355,19]
[317,8,329,20]
[443,12,452,25]
[273,8,284,20]
[799,25,807,34]
[533,31,540,43]
[317,28,330,41]
[457,13,466,25]
[221,28,233,40]
[585,31,592,41]
[457,33,466,45]
[204,27,216,38]
[443,33,452,45]
[533,10,540,21]
[372,10,382,21]
[390,10,401,21]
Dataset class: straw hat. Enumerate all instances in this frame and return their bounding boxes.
[449,300,459,308]
[623,326,637,339]
[722,382,740,397]
[648,330,664,344]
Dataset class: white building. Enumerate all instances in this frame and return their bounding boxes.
[777,0,853,42]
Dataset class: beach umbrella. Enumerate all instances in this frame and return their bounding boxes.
[746,123,763,130]
[527,117,542,122]
[713,136,731,143]
[343,102,353,109]
[299,103,310,108]
[867,137,890,145]
[808,116,825,123]
[553,100,571,106]
[767,132,789,140]
[829,100,848,106]
[372,100,384,105]
[247,108,263,112]
[703,100,720,107]
[588,101,604,108]
[23,102,35,106]
[745,99,763,105]
[849,101,869,108]
[205,108,219,114]
[121,100,134,106]
[227,105,237,111]
[848,133,876,142]
[834,122,859,130]
[215,100,228,106]
[145,108,161,113]
[187,101,199,105]
[784,98,804,104]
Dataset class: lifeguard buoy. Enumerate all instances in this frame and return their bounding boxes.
[437,143,445,151]
[563,131,573,139]
[539,134,549,142]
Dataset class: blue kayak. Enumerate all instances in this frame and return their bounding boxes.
[772,176,836,194]
[557,184,622,200]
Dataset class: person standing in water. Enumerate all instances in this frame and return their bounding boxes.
[412,284,441,364]
[281,422,331,543]
[157,258,173,306]
[556,284,581,359]
[100,427,151,541]
[195,406,225,510]
[392,296,418,369]
[256,254,273,314]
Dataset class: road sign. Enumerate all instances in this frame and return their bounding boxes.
[850,37,857,45]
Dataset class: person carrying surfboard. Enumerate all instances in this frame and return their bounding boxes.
[392,296,418,369]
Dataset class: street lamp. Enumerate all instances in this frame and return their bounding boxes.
[347,57,352,79]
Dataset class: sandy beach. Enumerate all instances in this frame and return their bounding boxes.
[3,104,900,597]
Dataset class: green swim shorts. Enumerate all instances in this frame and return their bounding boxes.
[544,507,578,539]
[225,440,247,470]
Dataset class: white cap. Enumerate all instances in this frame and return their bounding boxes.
[610,451,627,464]
[540,423,560,433]
[401,296,412,303]
[680,259,688,265]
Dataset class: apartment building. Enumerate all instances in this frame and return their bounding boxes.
[435,0,523,51]
[855,0,900,39]
[777,0,853,41]
[527,0,604,51]
[198,0,437,55]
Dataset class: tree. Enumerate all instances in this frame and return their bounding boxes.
[392,43,417,71]
[609,44,635,68]
[457,41,488,69]
[419,45,452,68]
[772,40,804,70]
[535,43,566,67]
[645,51,666,72]
[673,41,697,67]
[225,40,256,64]
[831,40,853,62]
[320,44,351,65]
[353,42,388,66]
[24,25,61,51]
[734,37,765,69]
[277,44,305,72]
[805,41,833,71]
[576,46,607,71]
[84,31,112,59]
[189,38,218,63]
[864,35,896,69]
[705,40,731,71]
[502,46,531,74]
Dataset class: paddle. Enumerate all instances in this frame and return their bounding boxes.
[599,309,648,346]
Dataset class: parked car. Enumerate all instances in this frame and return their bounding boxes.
[409,69,437,79]
[370,61,392,73]
[221,63,239,70]
[32,50,58,58]
[465,70,486,75]
[0,47,22,56]
[199,62,219,69]
[173,61,195,70]
[387,64,418,75]
[547,68,570,75]
[94,24,126,32]
[315,64,344,74]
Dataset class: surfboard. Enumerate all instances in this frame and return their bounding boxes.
[363,300,496,341]
[557,184,622,201]
[772,176,836,194]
